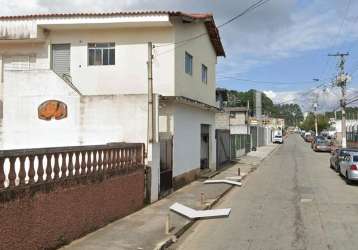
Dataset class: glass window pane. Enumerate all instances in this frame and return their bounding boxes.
[95,49,102,65]
[88,49,95,65]
[201,64,207,83]
[103,49,109,65]
[109,49,115,65]
[185,52,193,75]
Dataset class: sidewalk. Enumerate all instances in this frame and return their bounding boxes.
[62,144,279,250]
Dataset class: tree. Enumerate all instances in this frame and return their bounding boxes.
[300,112,329,132]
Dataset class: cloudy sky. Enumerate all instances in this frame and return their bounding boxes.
[1,0,358,111]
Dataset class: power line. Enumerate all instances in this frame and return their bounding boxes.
[319,0,352,81]
[217,76,314,85]
[154,0,272,56]
[274,82,328,105]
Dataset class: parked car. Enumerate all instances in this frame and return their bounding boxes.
[338,151,358,184]
[312,136,331,152]
[330,148,358,172]
[272,135,283,144]
[304,133,314,143]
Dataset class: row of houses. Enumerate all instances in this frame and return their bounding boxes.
[0,11,279,203]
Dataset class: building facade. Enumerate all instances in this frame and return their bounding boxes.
[0,11,225,201]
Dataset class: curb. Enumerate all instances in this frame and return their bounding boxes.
[157,144,279,250]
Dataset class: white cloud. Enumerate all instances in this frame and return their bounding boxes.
[265,86,358,112]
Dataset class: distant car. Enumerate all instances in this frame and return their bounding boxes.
[330,148,358,172]
[338,151,358,184]
[272,135,283,144]
[312,136,331,152]
[304,133,314,143]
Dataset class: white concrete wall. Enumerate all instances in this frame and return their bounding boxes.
[172,103,216,177]
[48,27,175,96]
[3,70,80,149]
[174,18,217,106]
[215,112,230,130]
[2,70,151,149]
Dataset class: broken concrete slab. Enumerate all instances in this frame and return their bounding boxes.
[204,179,242,186]
[169,202,231,220]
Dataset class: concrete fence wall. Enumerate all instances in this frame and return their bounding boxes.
[0,144,146,250]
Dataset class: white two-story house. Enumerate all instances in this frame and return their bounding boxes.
[0,11,225,201]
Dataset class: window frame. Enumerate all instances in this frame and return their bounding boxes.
[185,51,193,76]
[201,64,208,84]
[88,42,115,66]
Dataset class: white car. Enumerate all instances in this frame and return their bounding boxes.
[272,135,283,144]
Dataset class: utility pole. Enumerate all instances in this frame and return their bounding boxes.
[329,52,350,148]
[313,94,318,136]
[147,42,154,147]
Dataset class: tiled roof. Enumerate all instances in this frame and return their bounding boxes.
[0,11,225,56]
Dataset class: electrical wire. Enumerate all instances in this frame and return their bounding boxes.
[154,0,271,57]
[319,0,352,80]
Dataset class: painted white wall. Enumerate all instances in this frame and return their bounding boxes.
[171,103,216,177]
[3,70,80,149]
[174,18,217,106]
[48,27,175,96]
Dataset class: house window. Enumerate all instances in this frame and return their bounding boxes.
[88,43,115,66]
[201,64,208,84]
[185,52,193,75]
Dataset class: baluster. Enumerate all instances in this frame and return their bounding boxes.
[93,150,98,174]
[28,156,35,184]
[103,149,109,172]
[141,143,146,165]
[68,152,74,177]
[129,148,133,166]
[118,149,123,169]
[37,154,44,183]
[45,154,53,181]
[113,148,119,171]
[19,156,26,185]
[74,152,80,176]
[98,150,103,172]
[108,149,113,170]
[8,157,16,187]
[87,151,92,175]
[60,153,67,179]
[125,149,129,169]
[53,153,60,180]
[0,157,5,188]
[119,149,124,169]
[81,151,86,175]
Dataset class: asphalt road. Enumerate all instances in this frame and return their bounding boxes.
[173,134,358,250]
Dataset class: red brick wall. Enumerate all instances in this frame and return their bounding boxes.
[0,167,145,250]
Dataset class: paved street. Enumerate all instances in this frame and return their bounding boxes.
[174,134,358,250]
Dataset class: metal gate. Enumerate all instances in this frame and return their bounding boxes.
[159,136,173,196]
[231,134,251,159]
[51,44,71,77]
[216,129,231,169]
[250,126,258,149]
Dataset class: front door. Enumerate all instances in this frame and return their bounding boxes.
[51,44,71,77]
[200,124,210,169]
[159,136,173,197]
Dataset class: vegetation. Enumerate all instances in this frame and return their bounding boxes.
[299,112,329,132]
[221,88,304,127]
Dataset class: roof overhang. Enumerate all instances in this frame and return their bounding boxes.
[0,11,225,57]
[160,96,220,112]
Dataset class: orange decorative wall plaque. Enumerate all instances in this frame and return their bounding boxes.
[38,100,67,120]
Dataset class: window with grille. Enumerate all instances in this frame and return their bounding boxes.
[88,43,115,66]
[185,52,193,75]
[202,64,208,84]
